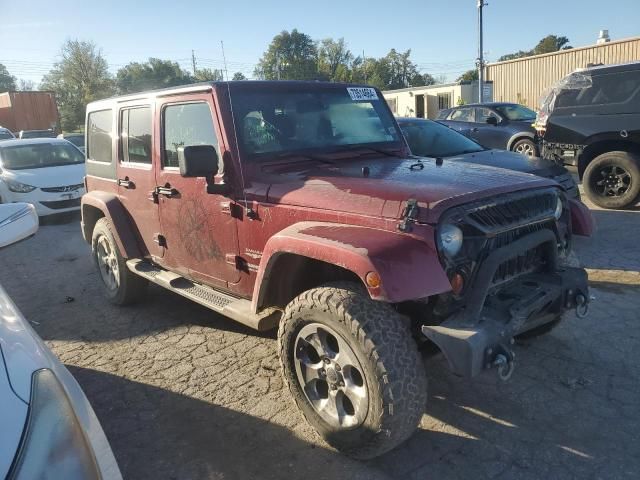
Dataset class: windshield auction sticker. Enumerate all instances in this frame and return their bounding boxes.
[347,87,378,101]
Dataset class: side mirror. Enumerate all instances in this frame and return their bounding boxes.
[486,116,498,126]
[178,145,219,178]
[0,203,38,248]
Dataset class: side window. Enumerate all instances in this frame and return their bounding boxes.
[120,107,152,164]
[163,102,218,169]
[87,109,112,163]
[476,107,499,123]
[449,108,474,122]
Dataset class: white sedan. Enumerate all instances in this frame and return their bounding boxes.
[0,138,85,216]
[0,203,122,479]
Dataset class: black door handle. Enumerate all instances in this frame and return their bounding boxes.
[117,177,134,188]
[155,185,179,197]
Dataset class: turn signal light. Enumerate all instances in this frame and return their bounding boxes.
[450,272,465,295]
[365,271,381,288]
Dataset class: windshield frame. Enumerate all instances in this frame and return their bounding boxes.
[0,142,86,170]
[227,84,405,163]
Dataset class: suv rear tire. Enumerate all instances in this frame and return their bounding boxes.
[278,282,427,459]
[92,217,147,305]
[583,151,640,209]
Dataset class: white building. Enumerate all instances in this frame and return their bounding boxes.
[383,81,493,119]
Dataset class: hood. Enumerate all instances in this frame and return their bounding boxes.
[451,150,567,178]
[263,156,556,222]
[1,163,85,188]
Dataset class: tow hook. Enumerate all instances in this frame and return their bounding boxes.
[486,343,516,381]
[575,293,590,319]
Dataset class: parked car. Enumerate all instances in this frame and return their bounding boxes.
[536,61,640,209]
[437,102,539,156]
[82,81,593,459]
[0,127,15,141]
[0,138,85,216]
[0,202,122,479]
[58,133,86,153]
[18,129,57,139]
[397,117,579,199]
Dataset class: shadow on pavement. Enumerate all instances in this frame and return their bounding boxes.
[68,365,386,480]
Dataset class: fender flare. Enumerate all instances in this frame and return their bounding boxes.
[251,222,451,312]
[81,191,143,259]
[507,131,536,151]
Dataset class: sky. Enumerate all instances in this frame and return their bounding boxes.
[1,0,638,85]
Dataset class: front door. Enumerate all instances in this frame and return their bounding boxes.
[472,107,506,149]
[155,96,240,288]
[116,103,163,261]
[415,94,425,118]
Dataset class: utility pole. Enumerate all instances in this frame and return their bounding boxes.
[191,49,197,75]
[477,0,488,103]
[362,50,367,83]
[276,52,281,80]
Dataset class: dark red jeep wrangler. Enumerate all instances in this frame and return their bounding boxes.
[81,81,594,458]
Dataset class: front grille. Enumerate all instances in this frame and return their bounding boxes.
[40,198,81,210]
[492,245,545,286]
[467,190,557,231]
[40,184,84,193]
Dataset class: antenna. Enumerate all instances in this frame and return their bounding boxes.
[220,40,254,219]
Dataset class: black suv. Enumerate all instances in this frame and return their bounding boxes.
[536,61,640,209]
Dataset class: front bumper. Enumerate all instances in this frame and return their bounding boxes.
[3,189,84,216]
[422,230,589,378]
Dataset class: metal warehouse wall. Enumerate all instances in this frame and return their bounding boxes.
[485,36,640,109]
[0,91,59,132]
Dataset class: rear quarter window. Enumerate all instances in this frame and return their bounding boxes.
[87,109,113,163]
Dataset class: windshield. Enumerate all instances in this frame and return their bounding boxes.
[494,104,536,121]
[231,87,401,159]
[0,143,85,170]
[65,135,85,148]
[399,120,484,157]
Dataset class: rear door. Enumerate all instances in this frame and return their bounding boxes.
[155,95,240,288]
[116,103,163,260]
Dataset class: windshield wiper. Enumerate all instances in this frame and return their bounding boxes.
[273,151,336,165]
[340,145,400,158]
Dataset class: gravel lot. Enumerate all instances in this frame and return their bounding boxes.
[1,194,639,480]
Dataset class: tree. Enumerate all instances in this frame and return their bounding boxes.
[318,38,353,82]
[116,58,193,94]
[232,72,247,81]
[0,63,17,92]
[17,79,35,91]
[194,68,224,82]
[41,40,114,131]
[457,69,479,82]
[255,29,319,80]
[498,34,572,62]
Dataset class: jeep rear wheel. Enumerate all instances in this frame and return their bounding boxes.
[278,283,427,459]
[583,151,640,209]
[92,218,147,305]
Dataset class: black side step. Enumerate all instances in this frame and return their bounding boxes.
[126,259,279,331]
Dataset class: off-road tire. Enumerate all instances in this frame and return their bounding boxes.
[515,315,562,340]
[91,217,147,305]
[278,282,427,459]
[583,151,640,209]
[512,138,538,157]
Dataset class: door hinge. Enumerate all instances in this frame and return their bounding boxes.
[154,234,167,247]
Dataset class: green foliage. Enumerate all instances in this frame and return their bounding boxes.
[232,72,247,81]
[498,34,572,62]
[456,96,465,106]
[317,38,353,82]
[255,29,319,80]
[116,58,193,94]
[41,40,114,131]
[194,68,224,82]
[457,69,479,82]
[0,63,16,92]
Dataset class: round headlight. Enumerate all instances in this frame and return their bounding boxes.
[554,196,563,220]
[439,224,463,257]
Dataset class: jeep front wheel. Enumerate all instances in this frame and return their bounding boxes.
[92,218,147,305]
[277,283,427,459]
[583,151,640,209]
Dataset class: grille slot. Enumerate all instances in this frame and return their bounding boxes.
[40,183,84,193]
[467,191,556,231]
